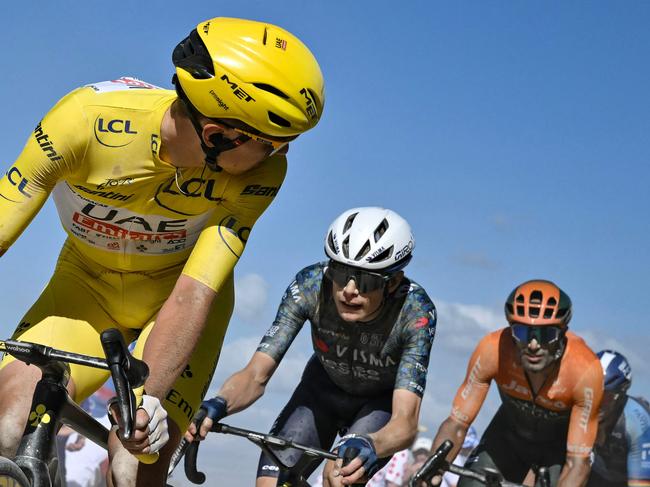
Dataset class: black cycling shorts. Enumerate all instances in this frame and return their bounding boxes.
[256,355,393,480]
[458,407,565,487]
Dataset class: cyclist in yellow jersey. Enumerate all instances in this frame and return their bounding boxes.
[0,17,324,486]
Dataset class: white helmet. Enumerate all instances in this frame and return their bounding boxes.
[324,207,415,272]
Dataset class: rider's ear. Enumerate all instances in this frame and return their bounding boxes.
[387,272,404,293]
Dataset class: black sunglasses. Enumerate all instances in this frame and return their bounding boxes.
[510,323,563,345]
[325,260,394,293]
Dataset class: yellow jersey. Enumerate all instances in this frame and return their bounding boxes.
[0,77,287,292]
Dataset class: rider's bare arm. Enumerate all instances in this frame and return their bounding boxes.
[557,455,591,487]
[558,358,603,487]
[369,389,422,457]
[141,274,216,400]
[218,351,278,413]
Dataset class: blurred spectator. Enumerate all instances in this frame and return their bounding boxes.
[404,436,433,482]
[63,384,114,487]
[440,426,479,487]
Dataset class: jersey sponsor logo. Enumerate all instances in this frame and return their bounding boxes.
[5,166,32,198]
[94,116,138,148]
[53,183,210,255]
[265,325,280,338]
[501,379,569,410]
[366,246,386,263]
[154,177,223,216]
[288,281,302,303]
[451,405,470,423]
[97,178,134,190]
[217,215,251,244]
[300,88,319,120]
[461,356,482,400]
[34,122,63,163]
[319,356,382,381]
[86,77,163,92]
[220,74,255,102]
[333,345,397,368]
[275,37,287,50]
[261,465,279,472]
[580,387,594,433]
[151,134,160,156]
[240,184,280,197]
[166,388,194,421]
[74,184,134,202]
[507,396,568,419]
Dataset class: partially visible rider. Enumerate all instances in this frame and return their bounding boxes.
[188,207,437,486]
[0,16,324,487]
[587,350,650,487]
[428,280,603,487]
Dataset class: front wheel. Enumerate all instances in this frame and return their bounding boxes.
[0,457,31,487]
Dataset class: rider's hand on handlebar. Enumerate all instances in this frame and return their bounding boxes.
[332,434,379,485]
[110,394,169,454]
[185,396,228,443]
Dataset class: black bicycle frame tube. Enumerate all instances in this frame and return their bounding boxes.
[13,359,109,487]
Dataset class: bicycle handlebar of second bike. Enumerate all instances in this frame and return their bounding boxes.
[169,409,338,484]
[409,440,549,487]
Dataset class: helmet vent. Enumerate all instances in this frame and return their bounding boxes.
[254,83,289,99]
[529,290,543,305]
[516,295,524,303]
[342,236,350,258]
[547,297,557,306]
[354,241,372,261]
[327,231,336,253]
[343,213,358,234]
[543,308,554,319]
[529,307,540,318]
[556,308,568,318]
[373,219,389,243]
[268,111,291,128]
[516,305,525,316]
[368,246,394,264]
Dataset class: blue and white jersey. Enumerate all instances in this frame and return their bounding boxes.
[591,396,650,486]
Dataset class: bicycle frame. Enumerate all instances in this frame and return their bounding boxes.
[13,359,109,487]
[1,330,148,487]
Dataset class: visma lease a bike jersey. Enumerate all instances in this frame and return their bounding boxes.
[257,262,437,397]
[0,77,286,292]
[591,396,650,486]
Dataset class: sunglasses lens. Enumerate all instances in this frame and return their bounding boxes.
[325,262,388,293]
[511,325,561,344]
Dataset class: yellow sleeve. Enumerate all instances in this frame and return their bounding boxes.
[0,89,89,252]
[181,154,287,292]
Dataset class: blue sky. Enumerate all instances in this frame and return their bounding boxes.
[2,2,649,484]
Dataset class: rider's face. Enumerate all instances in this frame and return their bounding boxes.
[515,336,557,373]
[331,278,385,323]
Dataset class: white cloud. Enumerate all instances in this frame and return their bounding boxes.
[234,273,270,321]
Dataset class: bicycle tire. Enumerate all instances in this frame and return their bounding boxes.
[0,457,31,487]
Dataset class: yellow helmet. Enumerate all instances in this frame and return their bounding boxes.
[173,17,325,137]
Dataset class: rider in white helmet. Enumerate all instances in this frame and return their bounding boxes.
[187,207,437,487]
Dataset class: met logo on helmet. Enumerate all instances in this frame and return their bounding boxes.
[300,88,318,120]
[220,74,255,102]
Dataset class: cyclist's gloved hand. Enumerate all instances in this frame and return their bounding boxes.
[138,394,169,454]
[186,396,228,442]
[335,433,380,480]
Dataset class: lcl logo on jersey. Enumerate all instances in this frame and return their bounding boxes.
[93,116,138,148]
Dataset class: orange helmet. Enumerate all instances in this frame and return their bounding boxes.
[504,280,572,327]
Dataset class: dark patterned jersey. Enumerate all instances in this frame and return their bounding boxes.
[257,262,437,397]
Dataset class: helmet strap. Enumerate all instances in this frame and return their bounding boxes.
[172,75,248,172]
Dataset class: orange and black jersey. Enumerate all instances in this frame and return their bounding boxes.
[449,328,603,457]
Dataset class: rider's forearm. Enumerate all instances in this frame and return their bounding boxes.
[217,352,278,414]
[557,456,591,487]
[369,413,418,458]
[430,417,469,464]
[142,275,216,400]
